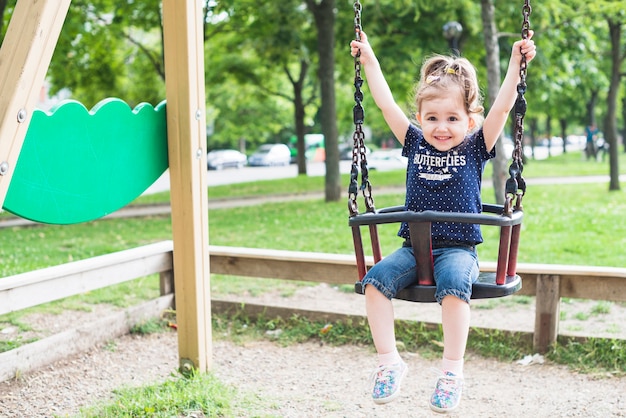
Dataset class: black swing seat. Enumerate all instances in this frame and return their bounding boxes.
[349,204,523,303]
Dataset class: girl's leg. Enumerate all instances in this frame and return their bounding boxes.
[365,284,400,360]
[361,246,416,404]
[430,247,478,413]
[441,295,470,376]
[361,245,416,361]
[433,246,478,372]
[365,284,407,404]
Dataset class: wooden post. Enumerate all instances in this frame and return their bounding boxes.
[160,270,175,300]
[533,274,560,353]
[162,0,212,372]
[0,0,71,206]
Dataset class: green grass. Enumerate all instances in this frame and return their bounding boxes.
[77,370,241,418]
[2,150,626,415]
[3,178,625,278]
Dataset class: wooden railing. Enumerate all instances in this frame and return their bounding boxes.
[208,245,626,352]
[2,240,626,380]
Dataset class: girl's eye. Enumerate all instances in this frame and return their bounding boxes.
[449,116,459,122]
[426,116,437,121]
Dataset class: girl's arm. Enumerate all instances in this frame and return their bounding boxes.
[351,31,410,145]
[483,31,536,151]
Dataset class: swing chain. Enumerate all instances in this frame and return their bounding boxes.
[349,0,375,217]
[505,0,531,216]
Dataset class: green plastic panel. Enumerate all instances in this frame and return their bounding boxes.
[3,98,168,224]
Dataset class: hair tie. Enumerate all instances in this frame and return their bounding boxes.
[426,75,440,84]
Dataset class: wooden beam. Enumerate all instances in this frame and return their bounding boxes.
[208,245,364,285]
[0,0,71,207]
[0,241,173,316]
[162,0,212,373]
[534,274,561,353]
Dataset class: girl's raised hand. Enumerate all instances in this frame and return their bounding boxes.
[512,30,536,65]
[350,30,376,65]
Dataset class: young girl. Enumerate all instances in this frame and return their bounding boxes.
[350,31,536,412]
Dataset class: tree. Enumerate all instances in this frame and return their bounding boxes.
[605,17,624,191]
[306,0,341,202]
[481,0,507,204]
[44,1,166,107]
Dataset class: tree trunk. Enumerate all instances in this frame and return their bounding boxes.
[307,0,341,201]
[621,97,626,153]
[480,0,505,205]
[560,118,567,154]
[290,60,309,175]
[586,90,598,126]
[606,19,622,191]
[529,118,538,160]
[545,115,552,158]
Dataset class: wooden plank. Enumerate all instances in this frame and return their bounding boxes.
[0,241,173,315]
[534,274,560,353]
[0,294,173,382]
[162,0,212,373]
[480,261,626,281]
[0,241,173,290]
[560,276,626,301]
[160,270,176,300]
[208,245,367,285]
[207,248,626,302]
[0,0,71,207]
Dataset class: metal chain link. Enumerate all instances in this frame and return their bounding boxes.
[349,0,375,217]
[505,0,531,215]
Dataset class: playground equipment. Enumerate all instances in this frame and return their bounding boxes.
[3,99,168,224]
[0,0,212,372]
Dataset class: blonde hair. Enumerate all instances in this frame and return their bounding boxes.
[414,55,484,129]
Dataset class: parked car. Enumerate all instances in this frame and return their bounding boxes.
[248,144,291,166]
[207,149,247,170]
[367,149,408,171]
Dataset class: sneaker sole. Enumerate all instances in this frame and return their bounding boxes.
[429,402,460,413]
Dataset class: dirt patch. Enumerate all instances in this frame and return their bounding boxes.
[1,334,625,417]
[1,285,626,417]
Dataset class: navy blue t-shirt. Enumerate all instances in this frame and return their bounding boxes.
[398,124,495,246]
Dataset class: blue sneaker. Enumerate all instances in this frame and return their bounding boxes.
[370,361,408,404]
[429,370,464,413]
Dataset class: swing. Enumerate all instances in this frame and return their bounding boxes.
[348,1,532,302]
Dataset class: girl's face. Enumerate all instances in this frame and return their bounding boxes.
[416,91,474,152]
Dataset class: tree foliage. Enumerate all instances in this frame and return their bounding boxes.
[0,0,623,192]
[46,0,165,108]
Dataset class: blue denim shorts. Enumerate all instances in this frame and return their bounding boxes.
[361,244,479,304]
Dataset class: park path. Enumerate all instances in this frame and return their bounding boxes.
[2,174,625,228]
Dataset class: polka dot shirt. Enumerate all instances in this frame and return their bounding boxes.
[398,124,495,246]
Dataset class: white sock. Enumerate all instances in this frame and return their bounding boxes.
[378,349,402,366]
[441,357,464,377]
